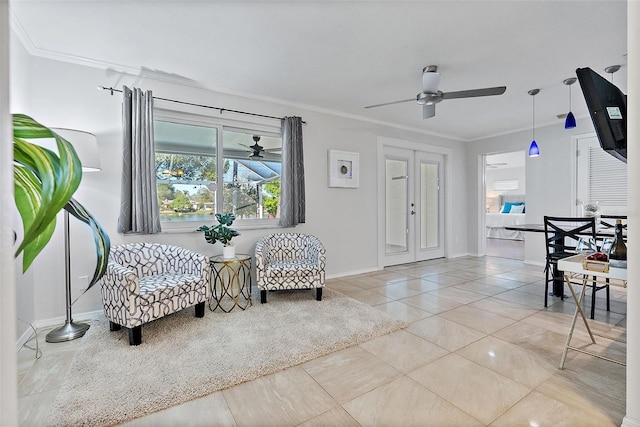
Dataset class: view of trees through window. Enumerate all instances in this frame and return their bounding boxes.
[154,120,282,223]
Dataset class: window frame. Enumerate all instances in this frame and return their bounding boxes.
[154,108,283,231]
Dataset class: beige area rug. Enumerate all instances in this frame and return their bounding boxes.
[48,289,406,426]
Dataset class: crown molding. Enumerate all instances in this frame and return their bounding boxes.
[9,9,463,142]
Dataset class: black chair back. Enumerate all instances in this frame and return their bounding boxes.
[543,216,597,259]
[600,215,627,230]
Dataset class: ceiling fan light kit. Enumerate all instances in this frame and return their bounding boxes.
[563,77,577,129]
[364,65,506,119]
[605,64,621,81]
[528,89,540,157]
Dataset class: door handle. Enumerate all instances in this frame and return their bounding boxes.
[410,210,415,215]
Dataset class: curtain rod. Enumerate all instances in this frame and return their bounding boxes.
[98,86,305,124]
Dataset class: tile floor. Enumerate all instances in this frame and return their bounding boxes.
[17,256,627,426]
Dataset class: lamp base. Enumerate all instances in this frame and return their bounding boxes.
[45,321,90,343]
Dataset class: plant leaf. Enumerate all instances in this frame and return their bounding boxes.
[65,198,111,292]
[13,164,56,270]
[13,114,85,272]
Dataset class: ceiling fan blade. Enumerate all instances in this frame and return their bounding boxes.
[441,86,506,100]
[422,70,441,93]
[364,98,415,109]
[422,104,435,119]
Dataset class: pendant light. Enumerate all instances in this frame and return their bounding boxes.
[528,89,540,157]
[563,77,577,129]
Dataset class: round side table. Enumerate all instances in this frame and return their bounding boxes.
[209,254,252,312]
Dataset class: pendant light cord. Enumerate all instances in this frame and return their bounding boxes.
[532,93,536,141]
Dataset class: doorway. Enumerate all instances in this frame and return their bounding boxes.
[483,151,525,260]
[382,146,445,266]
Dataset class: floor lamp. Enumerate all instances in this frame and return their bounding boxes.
[45,128,101,343]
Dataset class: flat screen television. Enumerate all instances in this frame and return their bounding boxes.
[576,67,627,163]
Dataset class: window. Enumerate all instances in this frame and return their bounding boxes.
[222,129,282,220]
[154,112,281,227]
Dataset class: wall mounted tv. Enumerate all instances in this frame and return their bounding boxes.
[576,67,627,163]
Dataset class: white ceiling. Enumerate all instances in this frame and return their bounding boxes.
[9,1,628,142]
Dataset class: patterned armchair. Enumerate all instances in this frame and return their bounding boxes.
[99,243,211,345]
[255,233,326,303]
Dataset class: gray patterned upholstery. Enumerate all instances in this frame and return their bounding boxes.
[99,243,211,345]
[255,233,326,303]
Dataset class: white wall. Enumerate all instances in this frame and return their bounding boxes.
[623,3,639,425]
[15,53,468,323]
[10,27,34,343]
[466,116,596,264]
[2,2,18,425]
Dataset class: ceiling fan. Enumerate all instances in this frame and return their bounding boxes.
[364,65,507,119]
[239,135,280,159]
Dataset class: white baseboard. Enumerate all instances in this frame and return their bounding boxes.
[449,252,472,259]
[32,309,104,330]
[326,267,380,280]
[15,325,34,353]
[622,416,640,427]
[16,310,104,352]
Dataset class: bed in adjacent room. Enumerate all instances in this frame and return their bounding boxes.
[485,195,526,240]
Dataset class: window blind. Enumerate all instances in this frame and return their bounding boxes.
[588,147,627,207]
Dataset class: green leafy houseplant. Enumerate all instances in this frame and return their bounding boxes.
[197,213,239,246]
[13,114,110,290]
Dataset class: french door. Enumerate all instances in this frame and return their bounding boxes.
[383,146,444,266]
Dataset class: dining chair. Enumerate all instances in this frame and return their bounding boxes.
[600,214,627,230]
[543,216,597,309]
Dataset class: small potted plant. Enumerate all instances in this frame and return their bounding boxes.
[197,213,240,258]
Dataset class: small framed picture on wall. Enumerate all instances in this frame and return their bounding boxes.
[328,149,359,188]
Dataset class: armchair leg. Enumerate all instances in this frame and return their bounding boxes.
[195,302,205,318]
[109,321,121,332]
[261,290,267,304]
[316,288,323,301]
[128,326,142,346]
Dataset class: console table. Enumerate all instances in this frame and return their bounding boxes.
[557,254,627,369]
[209,254,252,312]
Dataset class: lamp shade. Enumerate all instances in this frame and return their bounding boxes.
[564,111,576,129]
[528,140,540,157]
[51,128,101,172]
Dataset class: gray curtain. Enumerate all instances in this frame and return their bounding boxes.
[279,116,305,227]
[117,86,161,234]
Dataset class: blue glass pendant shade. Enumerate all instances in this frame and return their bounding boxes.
[529,140,540,157]
[564,111,576,129]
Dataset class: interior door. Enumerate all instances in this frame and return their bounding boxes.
[382,146,444,266]
[416,152,445,261]
[383,147,415,265]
